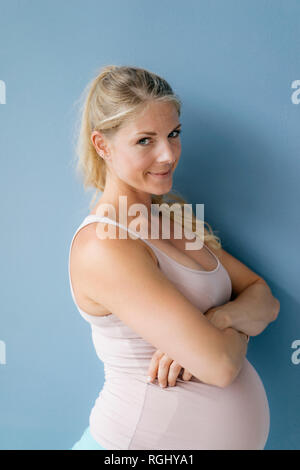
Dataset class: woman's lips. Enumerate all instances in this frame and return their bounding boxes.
[147,169,172,178]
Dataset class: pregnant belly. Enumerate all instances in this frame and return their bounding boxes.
[129,358,270,450]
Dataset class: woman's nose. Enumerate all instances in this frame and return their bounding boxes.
[155,143,176,164]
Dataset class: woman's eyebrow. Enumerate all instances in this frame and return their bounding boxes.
[135,123,182,136]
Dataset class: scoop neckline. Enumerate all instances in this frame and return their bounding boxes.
[84,214,221,275]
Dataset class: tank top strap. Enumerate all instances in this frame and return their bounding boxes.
[82,214,156,251]
[68,214,156,322]
[82,215,220,273]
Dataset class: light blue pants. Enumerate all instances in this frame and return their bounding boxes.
[71,426,106,450]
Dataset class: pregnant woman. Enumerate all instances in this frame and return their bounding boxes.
[68,65,280,450]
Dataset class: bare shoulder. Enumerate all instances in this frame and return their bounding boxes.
[73,219,158,267]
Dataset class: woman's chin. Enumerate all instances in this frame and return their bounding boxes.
[151,185,173,196]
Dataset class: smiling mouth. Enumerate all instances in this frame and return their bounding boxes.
[147,165,173,177]
[147,169,172,178]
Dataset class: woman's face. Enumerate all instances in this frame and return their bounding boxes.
[93,101,182,196]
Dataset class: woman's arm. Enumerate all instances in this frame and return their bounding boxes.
[205,279,280,337]
[202,279,280,385]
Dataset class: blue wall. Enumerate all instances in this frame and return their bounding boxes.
[0,0,299,450]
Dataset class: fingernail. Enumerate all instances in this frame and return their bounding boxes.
[146,376,152,382]
[159,383,165,388]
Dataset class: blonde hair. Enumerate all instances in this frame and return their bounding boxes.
[72,64,221,250]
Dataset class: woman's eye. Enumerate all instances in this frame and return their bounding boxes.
[137,129,181,146]
[170,129,181,138]
[138,137,151,146]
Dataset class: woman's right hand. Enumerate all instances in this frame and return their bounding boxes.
[205,307,249,342]
[204,307,232,330]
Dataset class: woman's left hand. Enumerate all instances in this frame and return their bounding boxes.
[146,306,234,388]
[146,349,193,388]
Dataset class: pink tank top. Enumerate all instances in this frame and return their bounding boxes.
[68,214,270,450]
